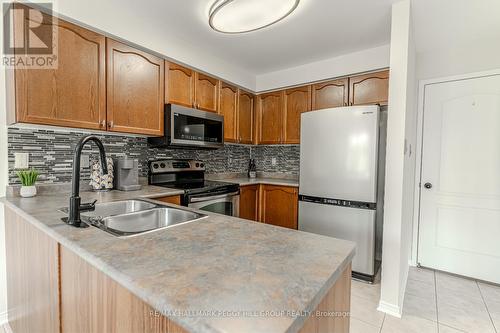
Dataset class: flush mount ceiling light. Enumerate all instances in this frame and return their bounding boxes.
[209,0,300,34]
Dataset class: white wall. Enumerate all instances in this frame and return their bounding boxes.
[378,0,417,317]
[255,45,390,92]
[0,1,9,323]
[417,39,500,81]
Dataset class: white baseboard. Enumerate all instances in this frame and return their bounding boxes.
[377,301,402,318]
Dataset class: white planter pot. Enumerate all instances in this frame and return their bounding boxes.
[20,185,37,198]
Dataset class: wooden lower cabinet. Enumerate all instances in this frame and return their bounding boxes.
[154,195,182,205]
[258,185,298,229]
[299,264,351,333]
[5,206,60,333]
[239,185,259,221]
[239,184,299,229]
[60,245,186,333]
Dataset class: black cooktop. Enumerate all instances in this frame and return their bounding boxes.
[156,180,239,195]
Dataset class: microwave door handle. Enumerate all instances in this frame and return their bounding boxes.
[190,191,239,203]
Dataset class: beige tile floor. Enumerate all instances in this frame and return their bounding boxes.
[351,266,500,333]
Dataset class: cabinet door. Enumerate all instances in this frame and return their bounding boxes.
[259,185,298,229]
[219,82,238,142]
[5,207,60,333]
[154,195,181,205]
[238,90,254,144]
[195,73,219,112]
[257,92,283,144]
[240,185,259,221]
[106,39,164,136]
[14,8,106,130]
[349,70,389,106]
[311,78,349,110]
[165,61,195,108]
[283,86,311,144]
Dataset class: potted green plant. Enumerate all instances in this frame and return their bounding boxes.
[16,169,39,198]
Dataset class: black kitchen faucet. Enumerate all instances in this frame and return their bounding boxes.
[66,135,108,227]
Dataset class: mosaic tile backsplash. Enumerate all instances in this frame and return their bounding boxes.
[8,127,300,184]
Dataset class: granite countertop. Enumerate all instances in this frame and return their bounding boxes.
[1,185,354,333]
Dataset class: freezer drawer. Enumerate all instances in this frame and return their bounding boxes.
[298,201,376,275]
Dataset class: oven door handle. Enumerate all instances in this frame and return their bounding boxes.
[189,191,240,203]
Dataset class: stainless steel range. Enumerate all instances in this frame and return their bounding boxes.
[148,159,240,217]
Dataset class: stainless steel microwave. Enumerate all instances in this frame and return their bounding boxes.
[148,104,224,149]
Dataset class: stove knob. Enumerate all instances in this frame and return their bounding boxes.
[200,163,205,168]
[160,163,166,168]
[153,163,159,169]
[195,162,200,167]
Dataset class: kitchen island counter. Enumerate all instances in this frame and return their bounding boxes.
[2,187,354,333]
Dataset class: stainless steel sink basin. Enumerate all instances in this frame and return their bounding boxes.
[60,199,156,217]
[60,199,206,237]
[96,207,206,237]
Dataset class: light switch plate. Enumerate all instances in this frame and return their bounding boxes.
[14,153,29,169]
[271,157,277,166]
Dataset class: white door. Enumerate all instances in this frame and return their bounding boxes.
[418,74,500,283]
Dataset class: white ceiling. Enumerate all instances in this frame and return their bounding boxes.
[48,0,500,91]
[54,0,398,75]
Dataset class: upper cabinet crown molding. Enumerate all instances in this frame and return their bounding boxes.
[106,39,164,136]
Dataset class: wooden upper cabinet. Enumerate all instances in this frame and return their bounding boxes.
[259,185,298,229]
[165,61,194,108]
[195,73,219,112]
[312,78,349,110]
[106,39,164,136]
[238,90,254,144]
[349,70,389,106]
[219,82,238,142]
[14,8,106,130]
[257,91,283,144]
[283,86,311,144]
[240,185,259,221]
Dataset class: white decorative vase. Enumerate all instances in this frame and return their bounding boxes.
[20,185,37,198]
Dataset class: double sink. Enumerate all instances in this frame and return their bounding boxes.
[61,199,206,237]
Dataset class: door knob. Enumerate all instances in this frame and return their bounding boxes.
[424,182,432,189]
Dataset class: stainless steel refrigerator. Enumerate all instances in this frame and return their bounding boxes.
[298,105,387,282]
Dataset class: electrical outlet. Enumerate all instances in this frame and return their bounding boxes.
[14,153,29,169]
[81,154,90,168]
[271,157,277,166]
